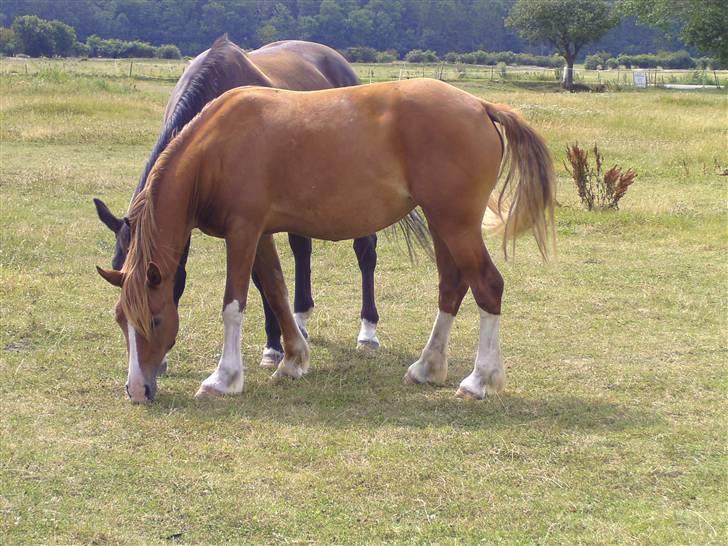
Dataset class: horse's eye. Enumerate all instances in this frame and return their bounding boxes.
[152,317,161,329]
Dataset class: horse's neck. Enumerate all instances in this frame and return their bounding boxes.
[151,156,199,273]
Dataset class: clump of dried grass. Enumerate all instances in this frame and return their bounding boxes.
[565,143,637,210]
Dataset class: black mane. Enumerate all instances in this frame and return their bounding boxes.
[133,35,235,196]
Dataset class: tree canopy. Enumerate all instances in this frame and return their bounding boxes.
[619,0,728,66]
[506,0,618,88]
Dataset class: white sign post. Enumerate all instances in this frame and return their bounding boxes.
[633,71,647,88]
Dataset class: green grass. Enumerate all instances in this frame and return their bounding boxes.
[1,59,726,544]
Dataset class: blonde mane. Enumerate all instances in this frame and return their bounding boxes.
[117,89,250,337]
[119,118,201,338]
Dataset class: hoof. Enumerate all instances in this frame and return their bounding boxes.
[270,358,309,383]
[455,386,484,400]
[194,384,227,399]
[357,338,380,352]
[259,347,284,369]
[403,368,425,385]
[270,368,303,383]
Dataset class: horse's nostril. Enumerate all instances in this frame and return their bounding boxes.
[125,384,131,398]
[144,384,151,400]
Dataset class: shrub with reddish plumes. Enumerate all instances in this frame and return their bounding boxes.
[565,143,637,210]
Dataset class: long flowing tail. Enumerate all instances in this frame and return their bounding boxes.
[481,101,556,260]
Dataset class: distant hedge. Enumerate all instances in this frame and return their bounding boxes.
[444,50,565,68]
[341,47,566,68]
[585,50,721,70]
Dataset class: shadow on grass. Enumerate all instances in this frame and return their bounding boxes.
[146,336,661,433]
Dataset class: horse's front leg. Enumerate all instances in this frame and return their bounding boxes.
[255,235,310,381]
[195,231,259,398]
[353,234,380,350]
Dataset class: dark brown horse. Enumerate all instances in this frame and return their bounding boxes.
[97,78,556,403]
[93,35,382,377]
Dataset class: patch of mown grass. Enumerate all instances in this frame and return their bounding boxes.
[1,61,726,544]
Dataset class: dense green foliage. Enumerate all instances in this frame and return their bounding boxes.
[10,15,76,56]
[620,0,728,66]
[0,0,699,58]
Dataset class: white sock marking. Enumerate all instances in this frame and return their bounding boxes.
[357,319,379,345]
[407,311,454,384]
[200,300,244,394]
[458,310,505,398]
[294,309,312,333]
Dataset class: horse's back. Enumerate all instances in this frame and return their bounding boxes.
[193,79,501,238]
[249,40,359,89]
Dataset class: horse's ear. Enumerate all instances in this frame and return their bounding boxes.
[93,198,124,234]
[96,266,124,287]
[146,262,162,288]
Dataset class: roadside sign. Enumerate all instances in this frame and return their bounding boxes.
[633,71,647,88]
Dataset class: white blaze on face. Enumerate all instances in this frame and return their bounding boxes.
[126,323,147,402]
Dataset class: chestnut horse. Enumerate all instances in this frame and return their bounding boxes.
[93,35,383,375]
[97,78,556,403]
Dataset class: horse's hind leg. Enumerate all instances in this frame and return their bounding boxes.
[404,228,468,385]
[353,234,380,350]
[413,218,505,399]
[444,228,505,399]
[251,270,284,369]
[288,234,314,338]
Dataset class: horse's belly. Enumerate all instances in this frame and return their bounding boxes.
[267,172,414,240]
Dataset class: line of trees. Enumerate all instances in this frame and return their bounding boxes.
[0,15,181,59]
[0,0,705,60]
[1,1,724,89]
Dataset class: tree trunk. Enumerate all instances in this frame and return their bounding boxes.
[563,57,575,90]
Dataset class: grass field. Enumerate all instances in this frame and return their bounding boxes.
[1,59,726,544]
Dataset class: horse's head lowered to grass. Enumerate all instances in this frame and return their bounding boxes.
[97,190,180,403]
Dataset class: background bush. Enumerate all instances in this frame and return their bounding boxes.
[343,46,378,63]
[156,44,182,59]
[404,49,439,63]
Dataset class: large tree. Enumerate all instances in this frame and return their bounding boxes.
[619,0,728,66]
[506,0,618,89]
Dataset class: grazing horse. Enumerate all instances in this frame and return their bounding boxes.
[97,78,556,403]
[93,35,382,374]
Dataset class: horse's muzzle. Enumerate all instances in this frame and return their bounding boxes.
[125,380,157,403]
